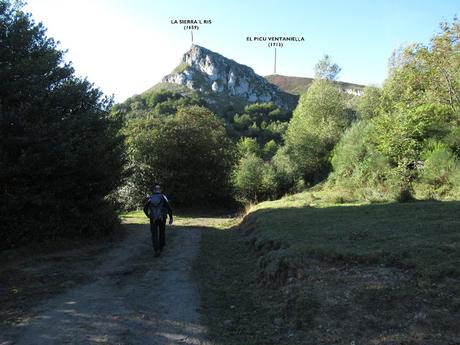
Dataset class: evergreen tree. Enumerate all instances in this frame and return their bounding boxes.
[0,1,124,248]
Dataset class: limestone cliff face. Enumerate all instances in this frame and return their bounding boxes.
[162,45,297,112]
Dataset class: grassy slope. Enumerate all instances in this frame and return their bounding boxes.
[196,224,291,344]
[247,190,460,279]
[265,74,366,95]
[265,75,314,95]
[196,191,460,344]
[142,82,192,95]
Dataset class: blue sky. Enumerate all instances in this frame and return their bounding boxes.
[25,0,459,102]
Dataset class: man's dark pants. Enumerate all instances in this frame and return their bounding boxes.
[150,218,166,252]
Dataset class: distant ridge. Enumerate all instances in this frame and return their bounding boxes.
[265,74,365,96]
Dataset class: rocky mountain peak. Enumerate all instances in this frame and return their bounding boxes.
[162,45,297,113]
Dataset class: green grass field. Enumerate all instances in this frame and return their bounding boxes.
[245,190,460,280]
[195,190,460,344]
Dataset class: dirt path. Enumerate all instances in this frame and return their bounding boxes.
[10,225,212,345]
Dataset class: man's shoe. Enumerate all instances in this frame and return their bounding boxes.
[154,250,161,257]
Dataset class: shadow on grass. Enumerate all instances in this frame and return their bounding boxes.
[243,200,460,279]
[195,201,460,345]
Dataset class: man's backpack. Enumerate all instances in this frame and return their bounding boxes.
[148,194,164,221]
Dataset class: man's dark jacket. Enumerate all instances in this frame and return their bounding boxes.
[143,194,173,221]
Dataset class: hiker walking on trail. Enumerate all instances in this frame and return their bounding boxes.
[143,184,173,257]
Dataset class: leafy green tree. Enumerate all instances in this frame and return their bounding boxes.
[230,102,290,146]
[232,154,275,202]
[382,19,460,113]
[233,113,252,130]
[371,104,453,172]
[265,121,288,140]
[331,104,456,200]
[268,107,286,120]
[331,121,371,181]
[328,19,460,202]
[0,1,124,248]
[271,147,302,196]
[112,89,202,122]
[356,86,382,120]
[285,79,346,181]
[244,102,280,121]
[246,122,261,137]
[330,121,401,201]
[263,140,278,160]
[445,126,460,156]
[237,137,260,157]
[417,142,460,198]
[128,105,235,206]
[314,54,341,81]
